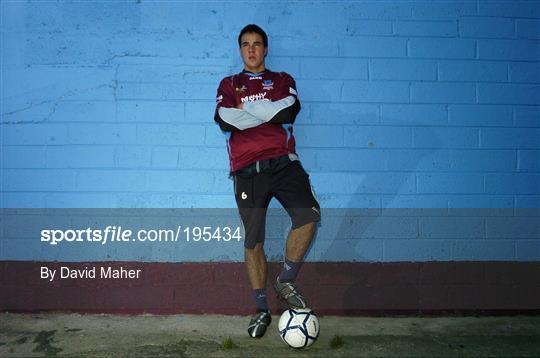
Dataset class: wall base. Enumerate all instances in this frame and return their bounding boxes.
[1,261,539,315]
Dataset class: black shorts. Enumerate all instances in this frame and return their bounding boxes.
[233,159,321,249]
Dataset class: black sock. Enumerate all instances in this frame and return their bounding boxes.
[278,257,302,283]
[253,288,268,312]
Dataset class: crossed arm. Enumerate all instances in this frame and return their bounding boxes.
[215,95,300,132]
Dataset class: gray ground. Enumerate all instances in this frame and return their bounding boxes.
[1,313,539,357]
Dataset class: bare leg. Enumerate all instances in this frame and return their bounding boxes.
[244,223,316,288]
[245,242,267,289]
[274,222,317,308]
[285,221,317,262]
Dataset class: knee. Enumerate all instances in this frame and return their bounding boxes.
[299,221,317,234]
[245,242,264,256]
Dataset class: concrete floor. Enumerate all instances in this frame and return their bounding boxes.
[1,313,539,357]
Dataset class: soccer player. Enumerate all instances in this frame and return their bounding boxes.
[214,24,320,338]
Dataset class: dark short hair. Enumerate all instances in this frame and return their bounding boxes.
[238,24,268,48]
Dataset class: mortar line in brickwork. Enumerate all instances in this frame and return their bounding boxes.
[182,100,187,121]
[344,34,470,39]
[307,101,533,108]
[302,100,525,106]
[477,127,484,148]
[440,32,538,39]
[354,79,534,85]
[506,63,512,82]
[513,198,519,213]
[113,64,119,108]
[481,174,487,194]
[406,37,410,57]
[324,57,539,64]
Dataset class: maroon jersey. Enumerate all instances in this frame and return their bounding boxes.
[214,69,301,172]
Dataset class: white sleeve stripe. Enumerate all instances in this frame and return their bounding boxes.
[242,96,296,122]
[218,107,264,130]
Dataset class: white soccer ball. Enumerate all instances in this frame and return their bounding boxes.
[278,308,319,348]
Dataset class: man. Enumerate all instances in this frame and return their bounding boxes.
[214,24,320,338]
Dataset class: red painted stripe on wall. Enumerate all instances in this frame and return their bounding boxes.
[1,261,539,315]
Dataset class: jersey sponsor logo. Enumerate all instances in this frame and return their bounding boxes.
[289,87,297,96]
[240,92,269,103]
[262,79,274,90]
[235,85,247,93]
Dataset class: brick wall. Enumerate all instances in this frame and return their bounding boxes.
[1,1,539,261]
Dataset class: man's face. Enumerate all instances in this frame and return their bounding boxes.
[239,32,267,73]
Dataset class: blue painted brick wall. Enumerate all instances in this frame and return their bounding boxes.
[1,1,539,262]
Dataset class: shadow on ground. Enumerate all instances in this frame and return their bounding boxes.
[1,314,539,357]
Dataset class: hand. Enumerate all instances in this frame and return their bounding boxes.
[236,103,244,110]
